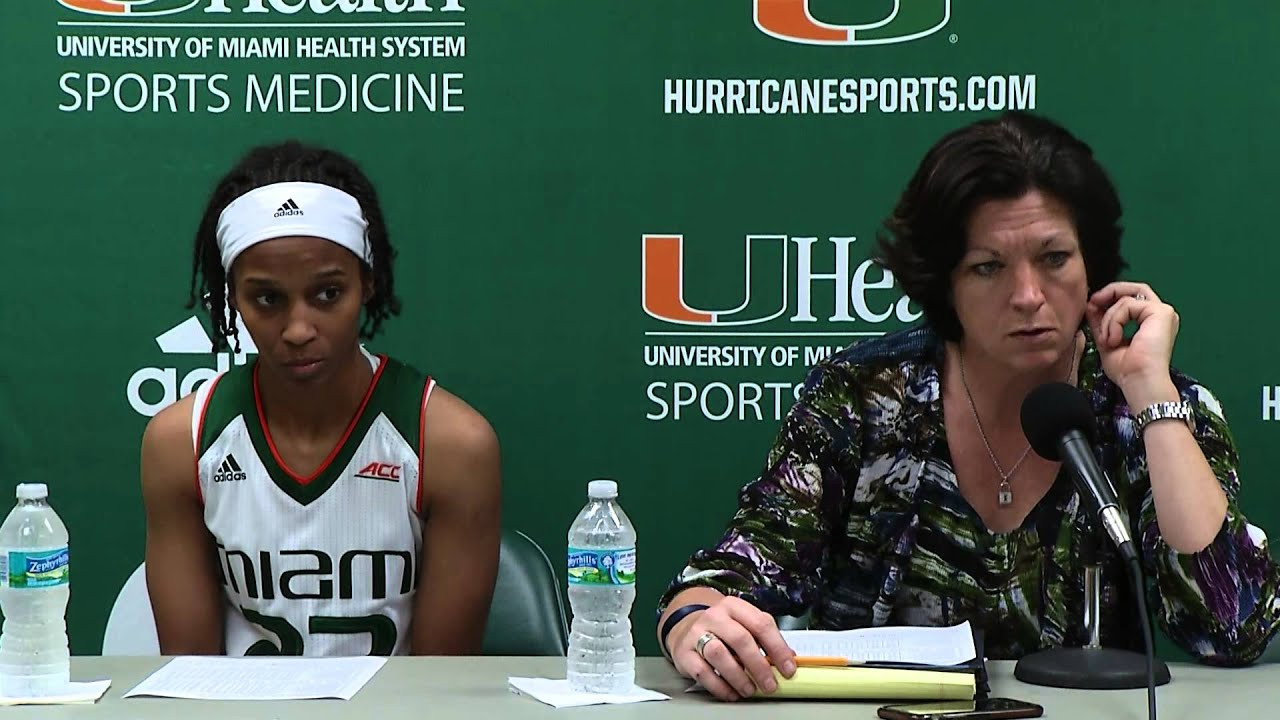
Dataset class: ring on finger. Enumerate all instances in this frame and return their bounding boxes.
[695,631,718,660]
[1134,293,1148,301]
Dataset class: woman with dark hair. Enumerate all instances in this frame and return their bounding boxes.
[656,111,1279,701]
[141,141,501,656]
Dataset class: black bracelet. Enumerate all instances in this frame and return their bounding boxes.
[659,603,710,659]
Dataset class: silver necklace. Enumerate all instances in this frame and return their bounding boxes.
[958,334,1078,507]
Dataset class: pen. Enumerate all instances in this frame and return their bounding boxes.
[792,655,851,666]
[791,657,976,673]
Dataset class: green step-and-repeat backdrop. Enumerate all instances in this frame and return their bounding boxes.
[1,1,1276,658]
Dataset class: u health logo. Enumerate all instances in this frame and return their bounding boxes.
[641,234,920,328]
[753,0,951,46]
[57,0,463,17]
[57,0,201,14]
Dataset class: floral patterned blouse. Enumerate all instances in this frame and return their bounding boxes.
[660,326,1279,664]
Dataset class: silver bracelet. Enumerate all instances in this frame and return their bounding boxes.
[1134,400,1193,434]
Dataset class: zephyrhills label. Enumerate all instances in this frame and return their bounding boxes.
[567,547,636,586]
[0,547,70,589]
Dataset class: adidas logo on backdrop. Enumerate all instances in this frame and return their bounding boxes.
[125,316,258,418]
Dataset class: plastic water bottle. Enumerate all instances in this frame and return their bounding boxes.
[0,484,70,697]
[567,479,636,693]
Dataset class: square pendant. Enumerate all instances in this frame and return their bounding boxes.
[998,489,1013,506]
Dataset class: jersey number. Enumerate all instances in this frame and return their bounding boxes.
[242,608,398,655]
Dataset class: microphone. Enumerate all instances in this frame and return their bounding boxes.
[1020,382,1137,563]
[1015,382,1167,709]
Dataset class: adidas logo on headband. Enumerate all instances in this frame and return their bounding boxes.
[217,182,369,271]
[273,199,303,218]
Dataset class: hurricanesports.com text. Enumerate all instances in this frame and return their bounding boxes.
[664,74,1036,115]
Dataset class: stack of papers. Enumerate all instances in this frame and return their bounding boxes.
[744,622,982,701]
[124,656,386,700]
[782,620,978,666]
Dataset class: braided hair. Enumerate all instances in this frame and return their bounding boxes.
[186,141,402,352]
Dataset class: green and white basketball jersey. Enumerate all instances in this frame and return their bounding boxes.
[191,350,433,656]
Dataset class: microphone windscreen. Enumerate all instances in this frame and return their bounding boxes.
[1020,381,1096,461]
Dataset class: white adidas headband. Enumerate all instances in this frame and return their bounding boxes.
[215,181,371,271]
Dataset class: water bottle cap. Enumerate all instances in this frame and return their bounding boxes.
[16,483,48,501]
[587,479,618,499]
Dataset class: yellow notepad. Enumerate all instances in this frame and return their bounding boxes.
[759,665,975,700]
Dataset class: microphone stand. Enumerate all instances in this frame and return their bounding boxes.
[1014,524,1171,689]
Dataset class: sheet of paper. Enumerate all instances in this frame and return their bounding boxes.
[0,680,111,706]
[123,656,386,700]
[781,621,977,666]
[507,677,669,708]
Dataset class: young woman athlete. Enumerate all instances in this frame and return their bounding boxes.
[141,141,501,656]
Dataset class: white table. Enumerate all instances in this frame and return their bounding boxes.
[17,656,1280,718]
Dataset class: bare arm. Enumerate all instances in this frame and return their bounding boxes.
[141,393,226,654]
[1136,381,1227,552]
[409,387,501,655]
[1088,281,1227,552]
[1090,282,1280,662]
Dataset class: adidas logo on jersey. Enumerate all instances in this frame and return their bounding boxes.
[274,198,303,217]
[214,454,247,483]
[355,461,401,482]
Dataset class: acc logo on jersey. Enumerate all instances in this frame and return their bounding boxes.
[356,462,401,482]
[754,0,951,46]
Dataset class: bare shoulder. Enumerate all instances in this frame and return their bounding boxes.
[422,385,500,463]
[420,385,501,510]
[141,393,199,500]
